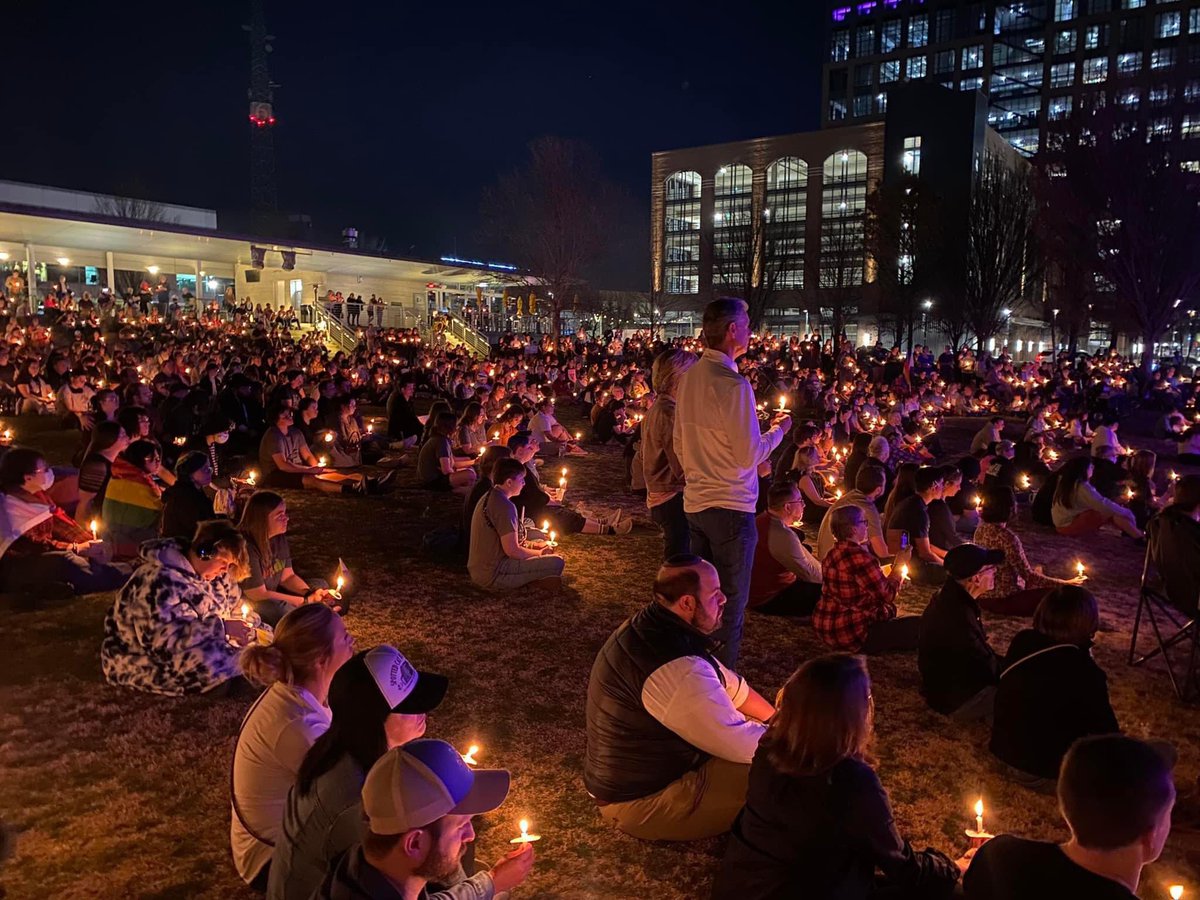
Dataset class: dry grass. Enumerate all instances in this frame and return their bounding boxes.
[3,410,1200,899]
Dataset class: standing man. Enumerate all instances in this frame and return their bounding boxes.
[674,298,790,666]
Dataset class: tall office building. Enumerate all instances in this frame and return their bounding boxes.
[822,0,1200,156]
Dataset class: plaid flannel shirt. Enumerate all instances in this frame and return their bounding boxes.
[813,539,900,650]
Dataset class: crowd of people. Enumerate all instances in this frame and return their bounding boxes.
[3,277,1200,898]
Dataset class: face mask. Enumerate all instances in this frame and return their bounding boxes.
[214,432,230,444]
[32,469,54,492]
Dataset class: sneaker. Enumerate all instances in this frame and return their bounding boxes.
[614,513,633,535]
[568,445,589,456]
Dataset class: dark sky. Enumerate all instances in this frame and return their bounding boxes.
[4,1,824,289]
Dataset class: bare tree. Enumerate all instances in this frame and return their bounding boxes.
[807,212,864,344]
[707,208,805,330]
[93,190,175,224]
[964,153,1039,352]
[481,137,620,348]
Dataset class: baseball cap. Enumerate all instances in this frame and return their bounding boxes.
[362,645,449,714]
[944,544,1005,580]
[363,739,511,834]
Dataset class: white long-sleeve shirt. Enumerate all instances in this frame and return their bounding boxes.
[640,655,767,764]
[674,348,784,514]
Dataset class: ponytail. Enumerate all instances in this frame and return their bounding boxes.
[241,604,339,688]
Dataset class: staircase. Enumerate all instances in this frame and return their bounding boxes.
[440,311,492,358]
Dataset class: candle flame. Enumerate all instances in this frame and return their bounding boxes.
[1170,885,1184,900]
[549,531,557,543]
[324,432,334,443]
[519,818,529,836]
[241,603,250,618]
[900,564,909,581]
[336,575,345,591]
[974,798,984,818]
[1076,561,1085,577]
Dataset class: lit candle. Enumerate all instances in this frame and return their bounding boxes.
[324,432,334,443]
[542,519,550,533]
[974,495,983,511]
[461,744,480,767]
[1170,470,1181,482]
[1020,474,1031,490]
[90,519,99,541]
[318,456,328,467]
[330,575,345,601]
[1170,885,1184,900]
[975,798,985,835]
[173,436,187,446]
[247,470,258,486]
[493,431,500,441]
[367,423,374,434]
[777,395,789,414]
[1,428,12,443]
[559,476,566,489]
[548,530,557,549]
[574,431,582,441]
[1076,560,1086,579]
[900,564,909,583]
[1126,487,1135,501]
[510,818,542,844]
[240,602,250,621]
[834,489,843,500]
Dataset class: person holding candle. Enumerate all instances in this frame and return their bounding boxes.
[76,420,130,521]
[1124,449,1163,530]
[1145,474,1200,617]
[467,457,564,591]
[973,486,1086,616]
[267,645,451,900]
[313,739,533,900]
[237,491,339,625]
[100,438,166,560]
[584,555,774,841]
[232,604,356,890]
[917,544,1004,722]
[970,417,1006,457]
[507,433,630,537]
[746,480,823,616]
[417,411,478,495]
[813,506,919,653]
[713,655,962,899]
[1051,457,1143,540]
[885,466,948,585]
[384,377,422,449]
[160,451,219,541]
[530,396,586,455]
[963,735,1175,899]
[989,586,1120,787]
[259,405,373,496]
[643,348,699,559]
[674,298,791,667]
[0,447,127,596]
[100,520,251,696]
[816,465,890,561]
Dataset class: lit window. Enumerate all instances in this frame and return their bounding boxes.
[962,44,983,69]
[1051,62,1076,86]
[1151,48,1176,70]
[1054,0,1075,21]
[1084,24,1105,50]
[902,136,922,175]
[1049,96,1075,119]
[663,171,702,295]
[1192,9,1200,33]
[881,20,902,53]
[934,49,956,74]
[1157,11,1181,38]
[1082,57,1108,83]
[829,99,848,121]
[880,59,900,83]
[908,14,928,47]
[854,95,872,117]
[906,55,927,79]
[1116,52,1142,75]
[1181,161,1200,173]
[1147,117,1173,142]
[765,158,809,288]
[856,26,876,56]
[1055,29,1077,54]
[960,76,984,91]
[1122,0,1145,7]
[1184,116,1200,139]
[1116,89,1140,108]
[831,30,850,61]
[1185,80,1200,101]
[820,151,869,288]
[1149,85,1174,105]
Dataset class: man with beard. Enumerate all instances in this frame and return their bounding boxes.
[315,739,534,899]
[584,556,774,841]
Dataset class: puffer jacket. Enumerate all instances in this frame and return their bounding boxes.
[100,538,243,695]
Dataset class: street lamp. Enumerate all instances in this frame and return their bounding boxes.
[921,299,933,346]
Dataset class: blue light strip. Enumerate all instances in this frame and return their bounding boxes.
[439,255,519,272]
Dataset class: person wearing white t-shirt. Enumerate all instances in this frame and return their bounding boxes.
[231,604,355,889]
[529,397,586,456]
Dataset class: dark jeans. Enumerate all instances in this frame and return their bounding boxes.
[859,615,921,654]
[650,493,691,559]
[2,551,128,595]
[754,580,821,616]
[687,506,757,668]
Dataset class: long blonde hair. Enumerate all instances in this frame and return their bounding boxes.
[241,604,339,687]
[237,490,285,575]
[765,654,874,776]
[651,349,699,399]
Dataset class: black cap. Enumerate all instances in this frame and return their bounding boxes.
[944,544,1005,580]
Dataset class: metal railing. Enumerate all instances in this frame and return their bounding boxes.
[442,311,492,358]
[311,303,360,354]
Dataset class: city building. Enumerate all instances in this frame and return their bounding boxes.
[651,83,1051,352]
[822,0,1200,157]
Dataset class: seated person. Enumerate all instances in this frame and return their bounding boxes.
[313,740,533,900]
[509,433,631,536]
[747,481,822,616]
[237,490,339,625]
[416,411,477,494]
[974,485,1084,616]
[963,735,1174,900]
[816,465,889,560]
[259,405,372,495]
[460,446,510,547]
[233,605,355,890]
[100,520,250,696]
[1177,423,1200,464]
[918,544,1004,721]
[77,420,131,521]
[454,402,488,458]
[990,586,1119,785]
[584,555,774,841]
[789,446,833,525]
[970,417,1005,456]
[927,465,966,551]
[814,506,917,654]
[1051,457,1141,540]
[385,378,422,448]
[885,466,947,585]
[714,655,962,900]
[466,458,563,591]
[530,397,585,455]
[1089,445,1126,500]
[160,452,219,540]
[949,456,984,534]
[1125,449,1163,530]
[0,447,127,596]
[981,440,1018,490]
[101,439,166,560]
[267,645,452,900]
[1146,474,1200,614]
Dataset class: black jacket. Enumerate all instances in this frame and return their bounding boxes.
[990,629,1119,779]
[386,391,422,440]
[159,480,217,540]
[713,753,958,900]
[1149,505,1200,614]
[584,601,722,803]
[918,579,999,714]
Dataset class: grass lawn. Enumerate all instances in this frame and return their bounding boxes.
[3,408,1200,899]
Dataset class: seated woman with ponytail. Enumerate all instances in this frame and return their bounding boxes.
[268,644,448,900]
[231,604,355,891]
[101,439,166,560]
[100,520,251,696]
[237,490,340,625]
[0,447,127,596]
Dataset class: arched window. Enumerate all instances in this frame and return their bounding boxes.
[765,158,808,289]
[663,171,701,294]
[820,150,869,288]
[713,164,753,286]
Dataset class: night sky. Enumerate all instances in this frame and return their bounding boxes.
[5,1,824,288]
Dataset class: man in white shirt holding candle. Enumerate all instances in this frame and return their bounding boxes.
[584,555,774,841]
[673,298,791,666]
